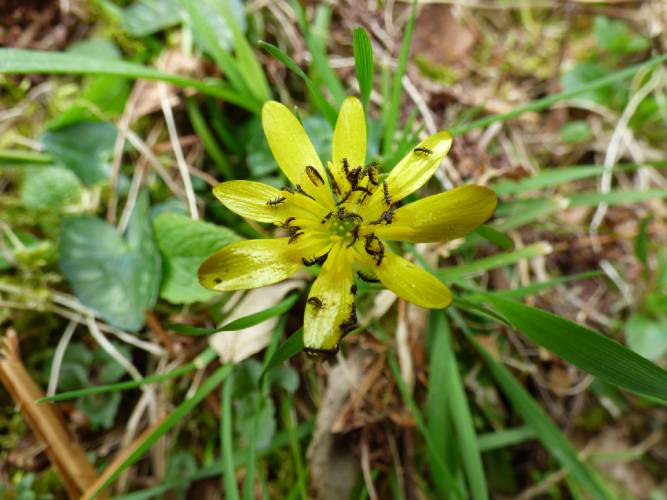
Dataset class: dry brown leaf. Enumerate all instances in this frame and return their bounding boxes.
[0,329,100,498]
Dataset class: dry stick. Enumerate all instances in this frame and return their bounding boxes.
[589,68,664,239]
[117,162,148,234]
[361,430,379,500]
[159,83,199,220]
[0,330,101,498]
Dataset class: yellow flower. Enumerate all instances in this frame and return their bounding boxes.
[199,97,497,356]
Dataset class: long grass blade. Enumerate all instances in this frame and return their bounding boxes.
[0,48,254,111]
[387,352,467,500]
[258,41,338,126]
[222,372,241,500]
[464,333,613,499]
[487,296,667,402]
[438,315,488,500]
[168,293,299,336]
[353,28,374,108]
[382,0,417,155]
[38,348,218,402]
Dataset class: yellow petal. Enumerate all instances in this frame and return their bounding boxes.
[303,244,355,351]
[213,180,329,224]
[199,236,329,291]
[331,96,367,192]
[213,180,286,223]
[374,185,498,243]
[262,101,333,208]
[365,131,453,215]
[374,251,452,308]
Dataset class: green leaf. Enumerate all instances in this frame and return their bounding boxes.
[0,231,42,271]
[20,166,82,210]
[625,313,667,362]
[0,48,254,111]
[487,295,667,402]
[120,0,181,37]
[559,121,593,145]
[466,333,613,499]
[153,212,239,304]
[40,121,116,186]
[594,16,649,55]
[635,216,650,270]
[353,28,374,108]
[59,192,161,331]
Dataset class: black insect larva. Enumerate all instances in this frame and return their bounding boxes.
[266,196,286,206]
[347,226,360,248]
[295,184,316,201]
[366,162,379,186]
[382,181,391,206]
[307,297,325,309]
[305,165,325,187]
[350,284,357,295]
[357,270,380,283]
[302,251,330,267]
[339,305,358,335]
[325,164,341,196]
[414,146,433,155]
[369,204,396,225]
[364,233,385,265]
[304,345,339,358]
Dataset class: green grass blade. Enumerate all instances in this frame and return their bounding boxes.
[440,242,552,282]
[0,149,52,166]
[382,0,417,155]
[261,327,304,379]
[258,41,338,127]
[387,352,467,500]
[0,48,255,112]
[465,334,613,499]
[186,97,234,179]
[179,0,255,104]
[568,189,667,207]
[450,52,667,136]
[353,28,374,108]
[217,0,271,103]
[90,364,233,497]
[462,271,603,301]
[168,293,299,336]
[425,312,460,496]
[487,296,667,402]
[293,2,346,106]
[477,426,536,452]
[492,161,667,196]
[222,372,241,500]
[438,316,488,500]
[38,348,217,402]
[473,224,514,250]
[282,394,309,500]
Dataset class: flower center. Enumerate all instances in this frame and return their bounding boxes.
[331,215,359,237]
